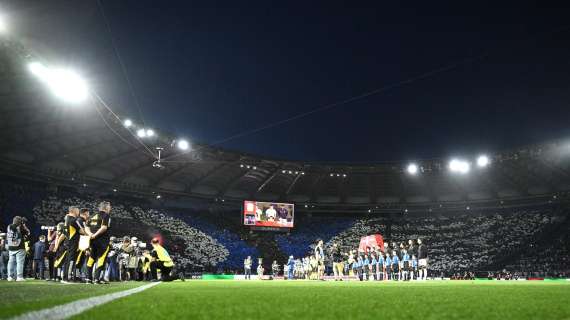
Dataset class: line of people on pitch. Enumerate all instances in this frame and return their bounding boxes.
[331,239,429,281]
[349,249,417,281]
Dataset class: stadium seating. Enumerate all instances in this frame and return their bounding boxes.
[0,177,568,277]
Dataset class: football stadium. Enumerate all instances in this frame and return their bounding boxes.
[1,2,570,320]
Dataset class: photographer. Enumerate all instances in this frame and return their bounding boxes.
[127,237,141,281]
[53,222,66,281]
[45,225,58,281]
[86,201,112,284]
[0,233,8,280]
[149,238,174,282]
[6,216,30,281]
[106,236,120,282]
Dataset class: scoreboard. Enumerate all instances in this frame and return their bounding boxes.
[243,200,294,229]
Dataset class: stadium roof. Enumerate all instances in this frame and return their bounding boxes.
[1,40,570,211]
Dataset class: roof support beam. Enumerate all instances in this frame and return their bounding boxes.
[255,166,281,193]
[309,173,325,202]
[219,169,253,197]
[284,174,302,196]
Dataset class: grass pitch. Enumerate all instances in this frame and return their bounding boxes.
[1,280,569,320]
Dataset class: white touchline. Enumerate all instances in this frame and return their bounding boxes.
[9,282,161,320]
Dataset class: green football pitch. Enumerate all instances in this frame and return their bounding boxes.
[1,280,569,320]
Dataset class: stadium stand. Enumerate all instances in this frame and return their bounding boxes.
[1,176,568,277]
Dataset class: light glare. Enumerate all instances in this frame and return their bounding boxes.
[28,62,49,79]
[29,63,88,103]
[449,159,470,174]
[177,139,190,150]
[136,129,146,138]
[46,68,89,103]
[407,163,418,175]
[477,155,489,167]
[123,119,133,127]
[146,129,154,137]
[0,16,7,34]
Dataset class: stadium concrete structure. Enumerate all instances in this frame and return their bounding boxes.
[1,38,570,215]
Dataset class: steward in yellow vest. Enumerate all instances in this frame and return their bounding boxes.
[150,238,174,281]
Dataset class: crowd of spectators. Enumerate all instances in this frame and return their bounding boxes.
[1,178,569,278]
[31,195,230,270]
[325,207,568,276]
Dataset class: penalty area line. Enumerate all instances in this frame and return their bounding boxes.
[9,282,161,320]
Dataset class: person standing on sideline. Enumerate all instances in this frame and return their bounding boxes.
[6,216,30,281]
[391,251,400,281]
[402,249,410,281]
[0,235,8,280]
[32,235,47,279]
[417,239,429,280]
[256,258,264,279]
[286,256,295,280]
[331,243,344,281]
[243,256,252,280]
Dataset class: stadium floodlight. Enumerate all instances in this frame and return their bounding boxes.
[136,129,147,138]
[123,119,133,128]
[146,129,155,137]
[28,62,89,103]
[407,163,418,175]
[477,155,490,167]
[177,139,190,151]
[46,68,89,103]
[28,62,49,79]
[449,159,470,174]
[29,63,89,103]
[0,15,7,34]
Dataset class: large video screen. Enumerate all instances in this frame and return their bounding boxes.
[243,201,294,228]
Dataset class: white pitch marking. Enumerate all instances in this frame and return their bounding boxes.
[10,282,161,320]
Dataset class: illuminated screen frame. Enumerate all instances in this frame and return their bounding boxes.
[243,200,294,228]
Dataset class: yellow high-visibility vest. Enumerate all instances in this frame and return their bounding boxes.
[153,244,174,267]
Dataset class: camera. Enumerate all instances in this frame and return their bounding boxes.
[41,226,56,231]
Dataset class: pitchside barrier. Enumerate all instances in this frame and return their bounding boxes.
[200,274,569,281]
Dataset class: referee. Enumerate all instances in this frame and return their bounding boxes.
[86,201,112,284]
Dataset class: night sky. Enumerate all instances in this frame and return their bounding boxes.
[5,1,570,162]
